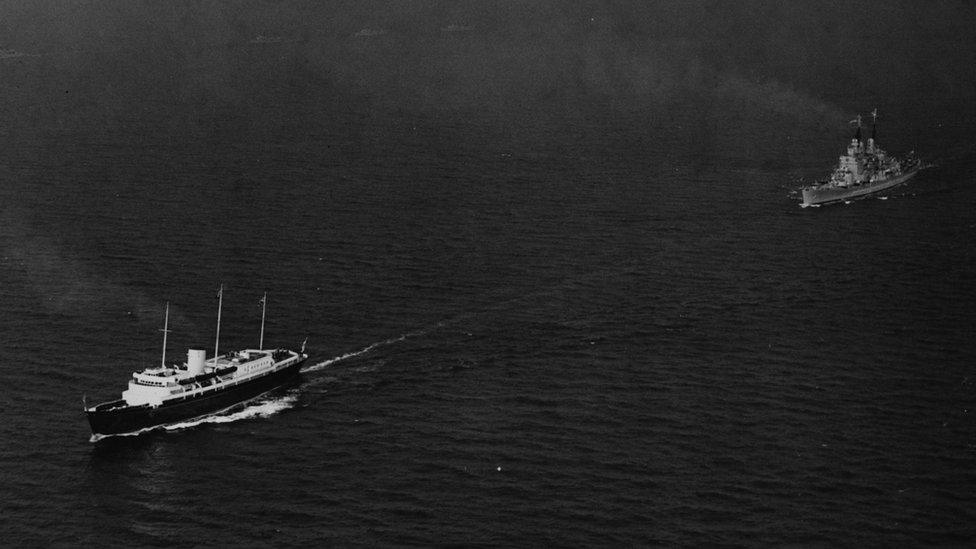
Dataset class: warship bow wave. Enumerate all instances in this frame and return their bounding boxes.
[801,109,919,207]
[84,287,307,438]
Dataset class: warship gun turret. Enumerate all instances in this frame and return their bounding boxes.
[801,109,919,207]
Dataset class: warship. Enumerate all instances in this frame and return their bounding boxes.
[85,287,307,438]
[801,109,919,207]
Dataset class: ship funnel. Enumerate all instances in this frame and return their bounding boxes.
[187,349,206,375]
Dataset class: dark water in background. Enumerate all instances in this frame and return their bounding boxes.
[2,1,976,546]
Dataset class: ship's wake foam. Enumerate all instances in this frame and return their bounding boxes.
[303,328,432,373]
[162,394,299,431]
[88,394,299,442]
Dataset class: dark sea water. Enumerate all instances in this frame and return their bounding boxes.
[2,2,976,546]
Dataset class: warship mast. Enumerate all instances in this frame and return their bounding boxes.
[869,108,878,152]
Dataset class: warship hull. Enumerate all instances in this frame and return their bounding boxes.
[86,358,305,437]
[801,169,917,207]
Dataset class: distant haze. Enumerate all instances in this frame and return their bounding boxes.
[1,1,974,132]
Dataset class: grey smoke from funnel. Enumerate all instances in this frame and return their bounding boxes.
[286,2,848,124]
[3,0,973,156]
[0,2,884,122]
[4,0,973,141]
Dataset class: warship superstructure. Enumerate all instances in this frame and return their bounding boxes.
[801,109,918,207]
[85,288,307,438]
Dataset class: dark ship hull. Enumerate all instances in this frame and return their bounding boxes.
[801,168,917,207]
[86,358,305,437]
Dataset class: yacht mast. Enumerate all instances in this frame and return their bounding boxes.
[259,292,267,350]
[213,284,223,366]
[160,302,170,368]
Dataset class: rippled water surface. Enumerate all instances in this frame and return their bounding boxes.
[2,2,976,546]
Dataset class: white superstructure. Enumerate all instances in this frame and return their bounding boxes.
[121,348,303,407]
[116,287,305,407]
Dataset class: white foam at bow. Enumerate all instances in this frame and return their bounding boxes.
[88,394,299,442]
[162,394,298,431]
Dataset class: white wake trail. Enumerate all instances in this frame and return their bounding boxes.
[302,328,430,373]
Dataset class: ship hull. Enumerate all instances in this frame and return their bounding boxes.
[801,169,917,207]
[86,358,305,437]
